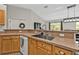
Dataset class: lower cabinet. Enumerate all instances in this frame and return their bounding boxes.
[37,41,52,55]
[28,38,37,55]
[0,37,2,54]
[37,47,51,55]
[0,35,20,54]
[28,38,52,55]
[2,37,12,53]
[11,36,20,52]
[53,46,72,55]
[28,38,73,55]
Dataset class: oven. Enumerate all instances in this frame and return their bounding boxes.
[76,33,79,43]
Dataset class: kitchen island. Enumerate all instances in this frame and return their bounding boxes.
[22,30,79,55]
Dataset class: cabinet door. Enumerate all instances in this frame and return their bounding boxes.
[0,10,5,25]
[12,36,20,52]
[0,37,2,54]
[28,38,37,55]
[2,37,12,53]
[37,41,52,55]
[54,46,72,55]
[37,47,51,55]
[37,41,51,51]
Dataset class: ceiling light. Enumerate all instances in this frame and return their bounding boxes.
[44,5,48,8]
[67,4,76,9]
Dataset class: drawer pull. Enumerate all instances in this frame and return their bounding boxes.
[59,51,65,55]
[43,44,45,47]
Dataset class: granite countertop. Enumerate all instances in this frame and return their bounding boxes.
[22,33,79,52]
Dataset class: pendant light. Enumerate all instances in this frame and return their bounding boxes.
[64,4,76,22]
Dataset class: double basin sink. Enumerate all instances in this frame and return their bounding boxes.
[32,34,54,41]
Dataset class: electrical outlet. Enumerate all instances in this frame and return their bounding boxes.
[59,33,64,37]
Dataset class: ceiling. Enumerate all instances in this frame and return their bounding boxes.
[8,4,71,21]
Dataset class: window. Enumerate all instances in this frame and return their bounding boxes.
[76,22,79,30]
[50,22,61,31]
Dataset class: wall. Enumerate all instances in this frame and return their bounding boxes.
[6,5,79,31]
[0,4,7,31]
[7,5,49,30]
[63,22,76,30]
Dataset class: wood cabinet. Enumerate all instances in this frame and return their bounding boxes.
[53,46,72,55]
[28,38,73,55]
[0,10,5,25]
[28,38,52,55]
[37,41,52,55]
[0,37,2,54]
[0,35,20,54]
[2,37,12,53]
[28,38,37,55]
[11,36,20,52]
[37,47,51,55]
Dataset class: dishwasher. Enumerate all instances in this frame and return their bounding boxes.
[20,36,28,55]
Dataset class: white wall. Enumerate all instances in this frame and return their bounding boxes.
[7,5,49,30]
[6,5,79,31]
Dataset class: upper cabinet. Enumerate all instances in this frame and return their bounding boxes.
[0,10,5,25]
[0,5,6,25]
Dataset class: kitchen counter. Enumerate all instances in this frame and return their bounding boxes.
[4,29,78,32]
[22,33,79,52]
[0,32,78,52]
[0,32,20,36]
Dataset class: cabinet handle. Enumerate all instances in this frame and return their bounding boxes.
[42,44,46,47]
[59,51,65,55]
[41,44,43,46]
[55,53,59,55]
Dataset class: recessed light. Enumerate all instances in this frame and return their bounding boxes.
[44,5,48,8]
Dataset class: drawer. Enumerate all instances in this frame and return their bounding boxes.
[37,41,51,51]
[37,47,52,55]
[11,36,19,39]
[2,36,19,40]
[2,36,10,39]
[54,46,72,55]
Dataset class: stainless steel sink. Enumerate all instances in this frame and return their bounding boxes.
[32,34,54,41]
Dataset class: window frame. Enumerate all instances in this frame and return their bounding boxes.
[76,22,79,30]
[49,22,62,31]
